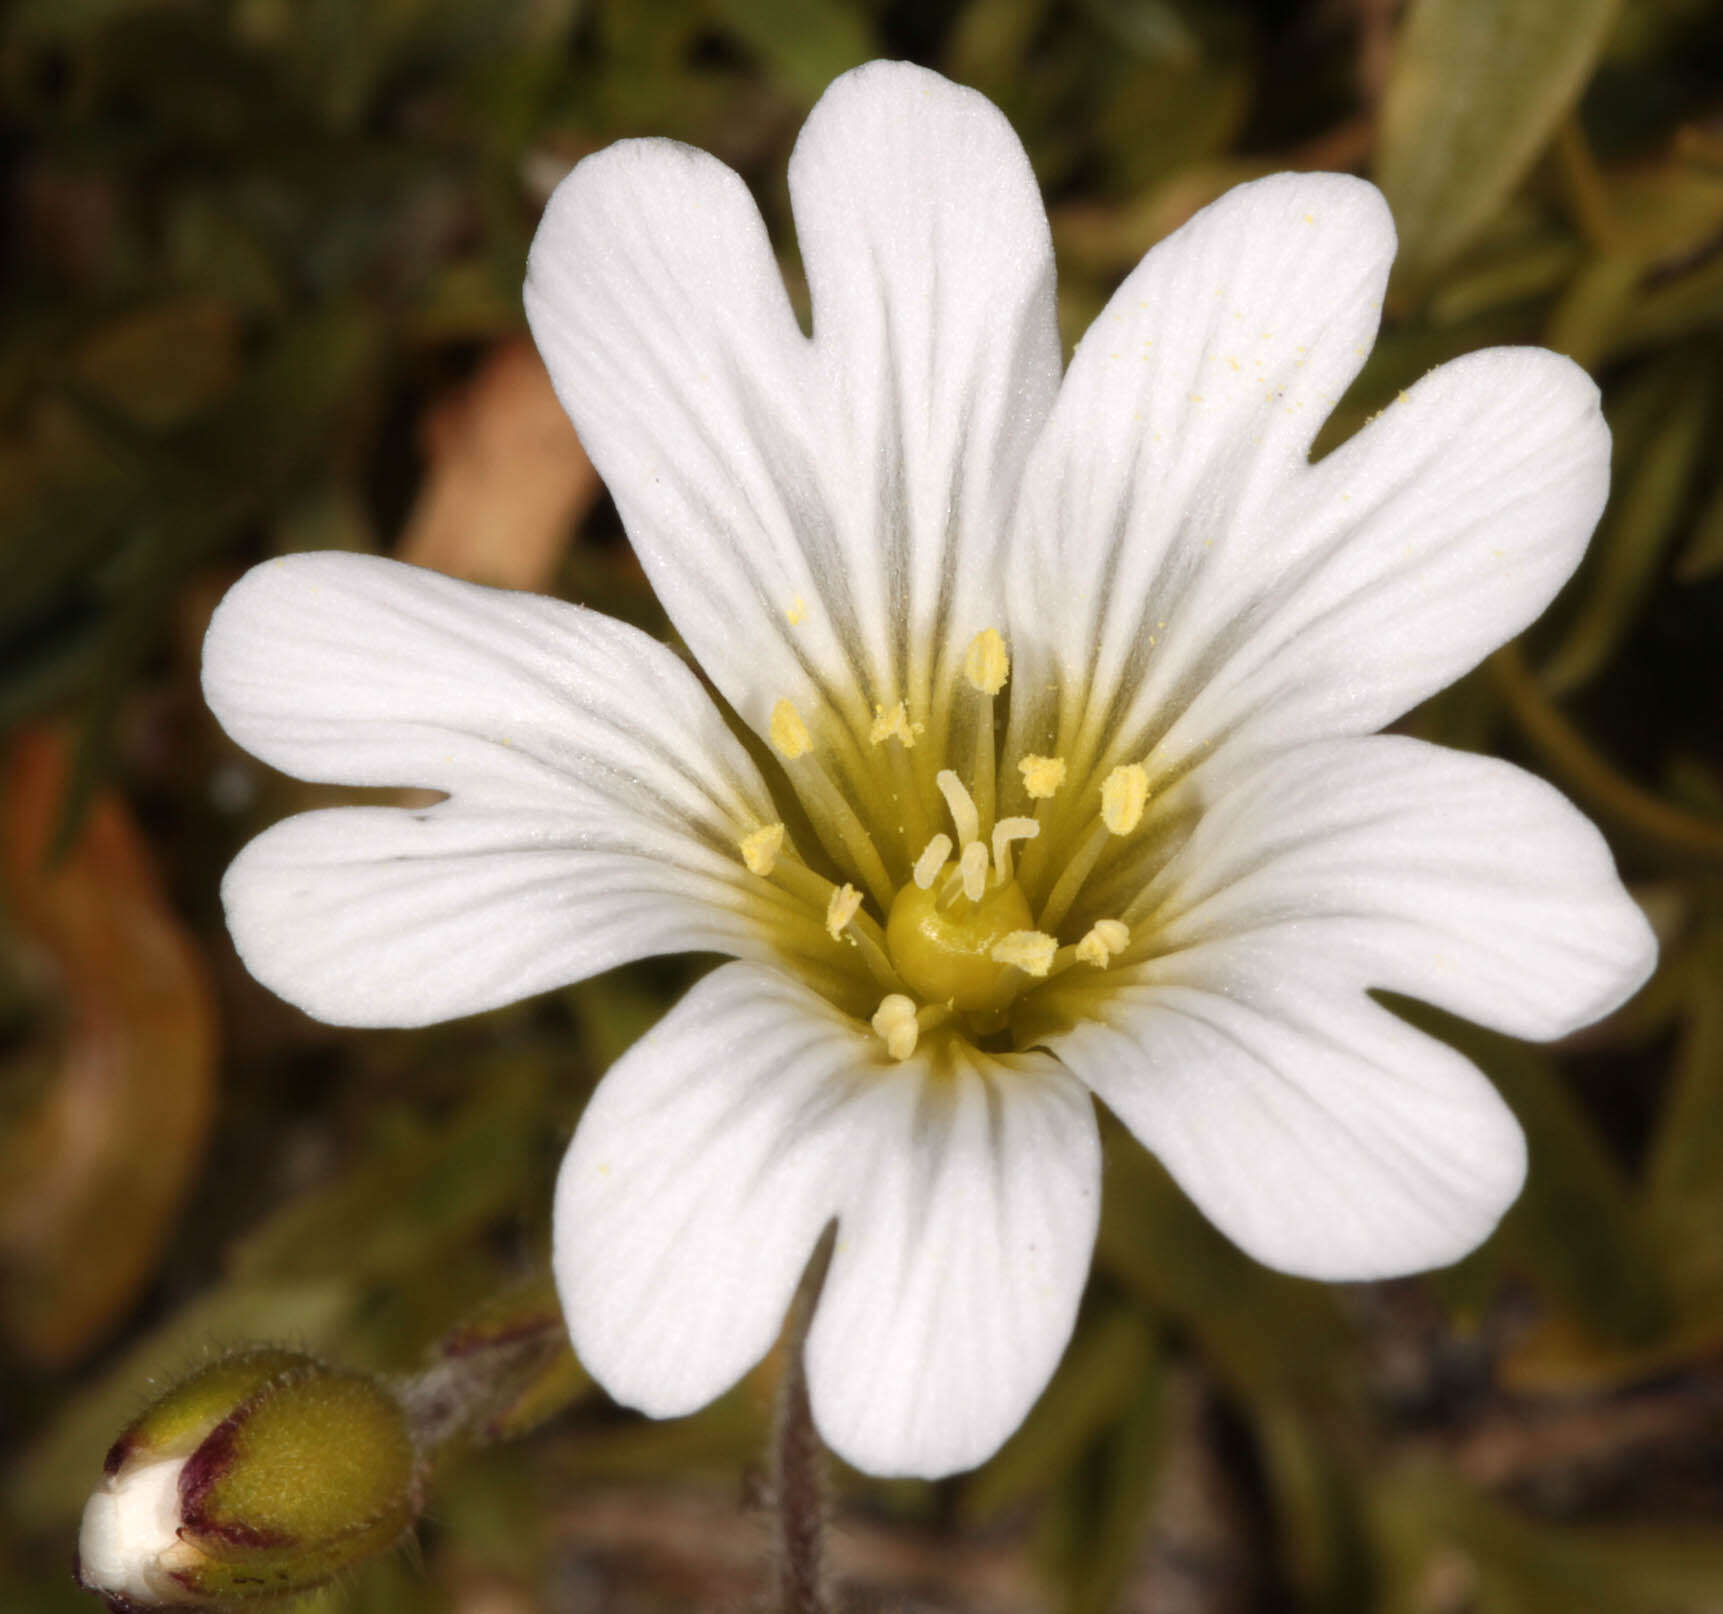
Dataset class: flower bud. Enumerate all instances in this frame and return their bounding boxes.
[77,1347,419,1610]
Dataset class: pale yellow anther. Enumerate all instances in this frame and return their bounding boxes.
[739,822,785,877]
[959,840,990,903]
[825,883,862,941]
[936,769,981,847]
[990,930,1059,977]
[770,698,811,760]
[964,627,1010,695]
[912,833,953,890]
[868,700,917,748]
[785,596,807,625]
[991,816,1039,882]
[1018,754,1067,800]
[871,994,920,1061]
[1101,763,1150,835]
[1075,918,1131,969]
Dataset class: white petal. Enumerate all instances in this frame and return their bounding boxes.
[553,965,861,1420]
[203,552,784,1026]
[1006,172,1394,769]
[1005,174,1608,794]
[1052,944,1527,1280]
[788,61,1062,722]
[1125,736,1654,1041]
[554,963,1101,1478]
[805,1038,1099,1478]
[1145,348,1610,769]
[524,137,842,732]
[526,63,1059,760]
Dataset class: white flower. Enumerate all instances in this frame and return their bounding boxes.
[203,62,1655,1479]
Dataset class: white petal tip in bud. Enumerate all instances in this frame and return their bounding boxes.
[77,1458,193,1608]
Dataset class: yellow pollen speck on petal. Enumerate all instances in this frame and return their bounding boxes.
[869,701,917,748]
[785,596,807,625]
[826,883,862,941]
[1018,754,1066,799]
[1075,918,1131,968]
[1101,764,1150,836]
[964,628,1010,694]
[770,698,810,759]
[871,994,919,1061]
[913,833,953,890]
[990,930,1058,977]
[739,823,785,876]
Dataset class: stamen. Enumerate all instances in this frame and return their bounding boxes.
[770,698,811,760]
[868,701,918,748]
[1037,819,1112,935]
[963,628,1009,695]
[872,994,920,1061]
[964,631,1007,841]
[991,816,1039,883]
[825,883,863,941]
[1018,754,1067,800]
[1101,764,1150,836]
[766,695,895,907]
[1074,918,1131,969]
[936,769,981,848]
[912,833,953,890]
[739,822,785,877]
[959,840,990,902]
[990,930,1058,977]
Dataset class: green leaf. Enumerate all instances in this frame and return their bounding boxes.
[1038,1360,1166,1614]
[1375,0,1620,281]
[1674,463,1723,583]
[964,1305,1157,1523]
[1093,1118,1359,1420]
[1642,920,1723,1310]
[707,0,875,104]
[1387,999,1674,1351]
[1374,1462,1723,1614]
[1540,358,1713,697]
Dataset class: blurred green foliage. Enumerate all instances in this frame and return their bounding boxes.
[3,0,1723,1610]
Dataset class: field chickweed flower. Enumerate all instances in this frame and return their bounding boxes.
[204,62,1655,1478]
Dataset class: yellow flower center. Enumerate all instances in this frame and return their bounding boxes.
[885,870,1035,1015]
[738,628,1151,1061]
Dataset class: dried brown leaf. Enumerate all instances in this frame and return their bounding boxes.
[0,727,217,1365]
[396,337,599,594]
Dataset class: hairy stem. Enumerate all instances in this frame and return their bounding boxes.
[773,1228,836,1614]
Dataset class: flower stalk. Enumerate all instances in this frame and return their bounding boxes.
[771,1229,836,1614]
